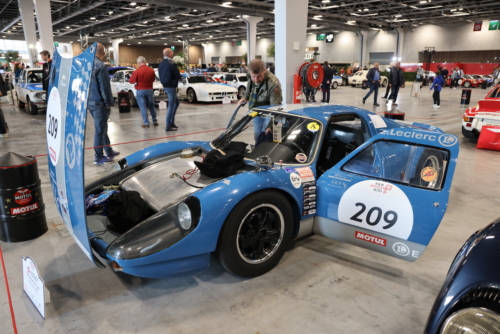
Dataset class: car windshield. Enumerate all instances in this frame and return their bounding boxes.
[188,76,209,83]
[212,109,322,165]
[26,71,43,83]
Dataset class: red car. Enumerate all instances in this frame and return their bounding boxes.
[462,84,500,138]
[446,74,484,88]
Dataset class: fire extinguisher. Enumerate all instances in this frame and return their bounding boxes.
[293,74,302,103]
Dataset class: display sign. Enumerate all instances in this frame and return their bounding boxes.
[316,34,326,41]
[171,46,175,51]
[22,257,50,318]
[326,33,334,43]
[236,40,242,46]
[489,20,499,31]
[473,21,483,31]
[305,47,319,52]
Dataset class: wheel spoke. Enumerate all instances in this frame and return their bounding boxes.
[240,233,259,250]
[252,239,264,258]
[265,229,280,244]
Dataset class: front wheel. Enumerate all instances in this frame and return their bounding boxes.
[331,81,338,89]
[464,81,471,88]
[382,79,388,87]
[187,89,197,103]
[237,86,246,99]
[27,96,38,115]
[216,191,293,278]
[351,84,356,87]
[18,94,25,108]
[128,91,138,107]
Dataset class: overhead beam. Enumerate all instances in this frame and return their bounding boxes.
[52,1,106,26]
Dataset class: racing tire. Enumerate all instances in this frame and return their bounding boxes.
[462,126,476,139]
[237,86,246,99]
[187,89,197,103]
[27,96,38,115]
[464,81,471,88]
[351,84,356,87]
[17,94,25,108]
[331,81,338,89]
[128,91,138,107]
[382,79,388,87]
[216,190,293,278]
[412,149,446,189]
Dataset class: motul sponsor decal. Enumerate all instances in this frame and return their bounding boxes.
[14,188,33,205]
[355,231,387,247]
[11,202,39,215]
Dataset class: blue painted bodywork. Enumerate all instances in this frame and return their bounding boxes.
[424,219,500,334]
[16,83,44,91]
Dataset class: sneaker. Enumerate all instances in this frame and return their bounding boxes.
[141,124,150,128]
[381,96,387,99]
[393,103,398,106]
[108,150,120,157]
[153,122,159,126]
[0,133,7,138]
[435,105,440,108]
[362,98,366,104]
[432,104,437,108]
[94,156,114,165]
[373,103,380,106]
[165,127,178,132]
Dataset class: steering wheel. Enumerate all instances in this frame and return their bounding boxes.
[282,141,305,155]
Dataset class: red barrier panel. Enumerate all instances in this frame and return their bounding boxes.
[402,62,500,75]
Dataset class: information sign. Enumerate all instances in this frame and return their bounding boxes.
[22,257,50,318]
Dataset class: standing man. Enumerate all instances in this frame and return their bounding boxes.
[88,43,119,164]
[362,62,381,106]
[441,66,449,81]
[321,61,334,103]
[158,48,181,132]
[0,72,9,138]
[238,59,282,141]
[387,62,405,106]
[381,62,395,99]
[492,67,500,86]
[207,64,217,72]
[39,50,52,92]
[129,56,158,128]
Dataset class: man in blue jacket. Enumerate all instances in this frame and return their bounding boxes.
[158,48,181,131]
[362,62,381,106]
[88,43,119,165]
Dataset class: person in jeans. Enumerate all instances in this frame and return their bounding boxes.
[158,48,181,132]
[129,56,158,128]
[430,70,444,109]
[0,73,8,138]
[88,43,119,165]
[381,62,395,99]
[362,62,381,106]
[387,62,405,106]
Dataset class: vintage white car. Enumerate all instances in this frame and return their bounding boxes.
[110,69,166,107]
[348,70,388,88]
[15,69,46,115]
[177,74,238,103]
[214,73,248,98]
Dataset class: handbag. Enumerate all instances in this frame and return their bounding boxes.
[476,126,500,151]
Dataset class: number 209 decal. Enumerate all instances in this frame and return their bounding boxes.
[338,180,414,240]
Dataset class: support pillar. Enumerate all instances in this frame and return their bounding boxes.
[110,38,123,65]
[182,37,190,74]
[396,28,404,62]
[359,30,368,67]
[33,0,54,52]
[241,15,263,62]
[275,0,308,104]
[18,0,38,67]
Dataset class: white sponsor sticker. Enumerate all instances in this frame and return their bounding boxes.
[290,173,302,188]
[368,114,387,128]
[46,87,62,166]
[338,180,414,240]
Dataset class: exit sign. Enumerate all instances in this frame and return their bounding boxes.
[316,34,325,41]
[236,41,242,46]
[171,46,175,51]
[54,42,59,47]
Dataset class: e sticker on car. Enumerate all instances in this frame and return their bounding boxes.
[421,167,438,183]
[338,180,414,240]
[295,153,307,163]
[290,173,302,188]
[307,122,320,132]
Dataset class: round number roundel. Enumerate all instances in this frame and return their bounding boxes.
[47,87,62,166]
[338,180,414,240]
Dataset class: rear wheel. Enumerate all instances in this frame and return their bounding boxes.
[237,86,246,99]
[216,191,293,278]
[187,89,197,103]
[351,84,356,87]
[464,81,471,88]
[27,96,38,115]
[128,91,138,107]
[331,81,338,89]
[382,79,388,87]
[413,150,446,189]
[462,126,476,139]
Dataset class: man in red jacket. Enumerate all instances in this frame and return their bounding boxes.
[129,56,158,128]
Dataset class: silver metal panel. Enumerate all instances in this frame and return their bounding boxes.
[313,216,426,262]
[120,156,216,211]
[296,217,314,239]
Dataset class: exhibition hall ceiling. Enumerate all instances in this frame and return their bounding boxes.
[0,0,499,45]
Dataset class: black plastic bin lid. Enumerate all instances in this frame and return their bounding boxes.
[0,152,34,168]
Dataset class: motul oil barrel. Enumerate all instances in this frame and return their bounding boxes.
[0,152,47,242]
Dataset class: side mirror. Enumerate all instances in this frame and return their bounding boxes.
[233,80,237,83]
[253,155,274,172]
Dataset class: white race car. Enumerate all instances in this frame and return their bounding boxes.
[348,70,388,88]
[110,69,166,107]
[177,74,238,103]
[15,69,46,115]
[330,76,343,89]
[214,73,248,98]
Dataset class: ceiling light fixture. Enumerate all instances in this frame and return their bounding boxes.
[130,2,136,5]
[127,43,130,45]
[311,24,317,27]
[395,14,402,17]
[90,17,96,20]
[70,41,73,43]
[143,21,148,24]
[363,8,369,11]
[109,11,113,15]
[66,26,70,28]
[17,22,22,25]
[347,20,356,24]
[314,15,323,18]
[222,2,232,5]
[183,24,189,27]
[207,19,213,23]
[321,0,330,2]
[138,42,141,44]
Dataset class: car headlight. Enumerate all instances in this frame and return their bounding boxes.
[153,89,160,96]
[440,308,500,334]
[35,92,46,100]
[107,196,201,260]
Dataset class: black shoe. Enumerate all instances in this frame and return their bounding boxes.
[165,127,178,132]
[381,96,387,99]
[171,123,178,129]
[362,98,366,104]
[312,98,316,102]
[373,103,380,106]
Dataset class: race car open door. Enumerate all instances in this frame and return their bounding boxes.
[314,129,459,261]
[46,44,104,267]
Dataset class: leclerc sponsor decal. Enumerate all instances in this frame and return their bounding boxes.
[355,231,387,247]
[384,129,458,147]
[11,202,39,215]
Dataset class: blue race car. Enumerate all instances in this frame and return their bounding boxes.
[424,218,500,334]
[47,45,460,279]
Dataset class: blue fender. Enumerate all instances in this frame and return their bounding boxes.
[125,141,211,165]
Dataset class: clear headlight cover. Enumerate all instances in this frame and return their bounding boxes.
[177,202,192,230]
[441,307,500,334]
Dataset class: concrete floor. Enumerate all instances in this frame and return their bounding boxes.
[1,85,499,334]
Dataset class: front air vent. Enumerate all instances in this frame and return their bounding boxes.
[450,288,500,315]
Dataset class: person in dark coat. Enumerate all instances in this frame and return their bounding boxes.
[387,62,405,106]
[321,61,334,103]
[39,50,52,92]
[362,62,381,106]
[0,73,8,137]
[430,70,444,109]
[441,67,449,80]
[158,48,182,131]
[206,64,217,72]
[381,62,395,99]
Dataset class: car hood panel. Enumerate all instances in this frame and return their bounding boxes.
[192,83,237,93]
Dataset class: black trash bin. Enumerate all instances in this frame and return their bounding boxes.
[481,81,487,89]
[0,152,47,242]
[461,89,472,105]
[361,80,368,90]
[118,91,131,113]
[384,111,405,121]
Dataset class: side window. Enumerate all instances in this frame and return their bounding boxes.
[342,141,449,190]
[112,72,123,82]
[488,87,500,98]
